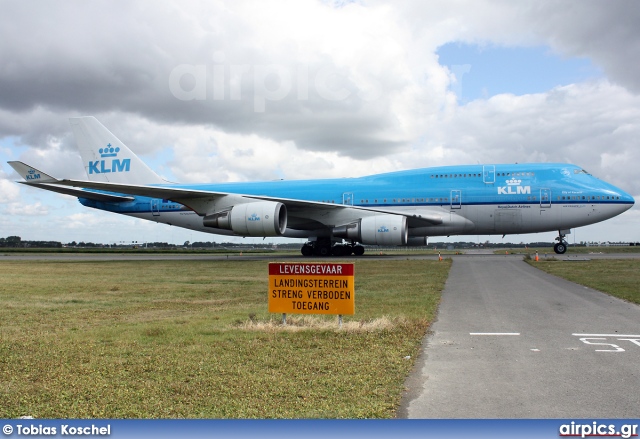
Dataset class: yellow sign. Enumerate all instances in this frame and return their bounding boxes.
[268,263,355,315]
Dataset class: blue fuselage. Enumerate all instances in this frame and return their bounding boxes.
[79,163,634,239]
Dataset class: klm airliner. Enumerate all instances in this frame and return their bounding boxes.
[8,117,635,256]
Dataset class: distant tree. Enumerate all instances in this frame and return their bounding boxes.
[5,236,21,247]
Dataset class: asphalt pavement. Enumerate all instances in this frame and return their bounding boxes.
[399,255,640,418]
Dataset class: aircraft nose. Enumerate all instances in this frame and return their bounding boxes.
[617,189,635,212]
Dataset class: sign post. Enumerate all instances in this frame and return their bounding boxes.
[268,263,355,320]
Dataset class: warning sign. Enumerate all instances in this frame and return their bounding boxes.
[268,263,355,315]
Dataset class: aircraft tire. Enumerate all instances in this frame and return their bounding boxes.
[353,245,365,256]
[301,245,313,256]
[554,242,567,254]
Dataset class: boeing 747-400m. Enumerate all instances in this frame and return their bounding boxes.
[8,117,635,256]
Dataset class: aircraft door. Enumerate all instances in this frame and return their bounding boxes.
[342,192,354,206]
[450,190,461,209]
[540,188,551,208]
[483,165,495,184]
[151,199,160,216]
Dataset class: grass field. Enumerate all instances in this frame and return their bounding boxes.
[498,246,640,255]
[0,259,450,418]
[527,258,640,305]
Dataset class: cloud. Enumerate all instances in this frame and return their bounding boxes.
[3,0,638,166]
[0,0,443,159]
[0,168,20,203]
[5,202,49,216]
[425,81,640,194]
[525,0,640,93]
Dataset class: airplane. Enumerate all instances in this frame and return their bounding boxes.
[8,116,635,256]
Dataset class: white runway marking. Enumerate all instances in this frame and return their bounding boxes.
[572,333,640,338]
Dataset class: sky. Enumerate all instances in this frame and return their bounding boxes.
[1,0,639,246]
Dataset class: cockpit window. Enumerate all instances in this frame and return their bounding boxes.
[574,169,591,175]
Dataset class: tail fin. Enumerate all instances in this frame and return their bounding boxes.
[69,116,166,184]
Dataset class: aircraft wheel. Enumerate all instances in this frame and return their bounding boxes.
[301,245,313,256]
[315,245,331,257]
[353,245,365,256]
[554,242,567,254]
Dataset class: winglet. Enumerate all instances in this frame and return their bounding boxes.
[7,161,58,183]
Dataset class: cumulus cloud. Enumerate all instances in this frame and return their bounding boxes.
[5,202,49,216]
[0,0,439,159]
[0,169,21,203]
[2,0,638,164]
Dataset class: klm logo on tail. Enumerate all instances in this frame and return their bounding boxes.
[88,143,131,174]
[25,169,41,181]
[498,178,531,195]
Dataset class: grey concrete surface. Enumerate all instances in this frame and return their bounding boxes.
[399,256,640,418]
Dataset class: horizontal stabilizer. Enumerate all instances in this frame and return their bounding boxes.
[9,161,134,202]
[7,161,58,183]
[19,182,135,203]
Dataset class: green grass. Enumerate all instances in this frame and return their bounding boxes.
[527,259,640,304]
[497,246,640,255]
[0,259,450,418]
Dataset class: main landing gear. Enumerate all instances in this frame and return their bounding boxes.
[300,238,365,257]
[554,230,569,254]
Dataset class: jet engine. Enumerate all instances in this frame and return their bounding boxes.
[333,214,408,245]
[203,201,287,237]
[406,236,428,246]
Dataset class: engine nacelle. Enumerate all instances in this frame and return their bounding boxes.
[333,214,408,245]
[203,201,287,237]
[406,236,428,246]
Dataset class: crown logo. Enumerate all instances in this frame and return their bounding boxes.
[99,143,120,158]
[28,169,35,174]
[506,178,521,185]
